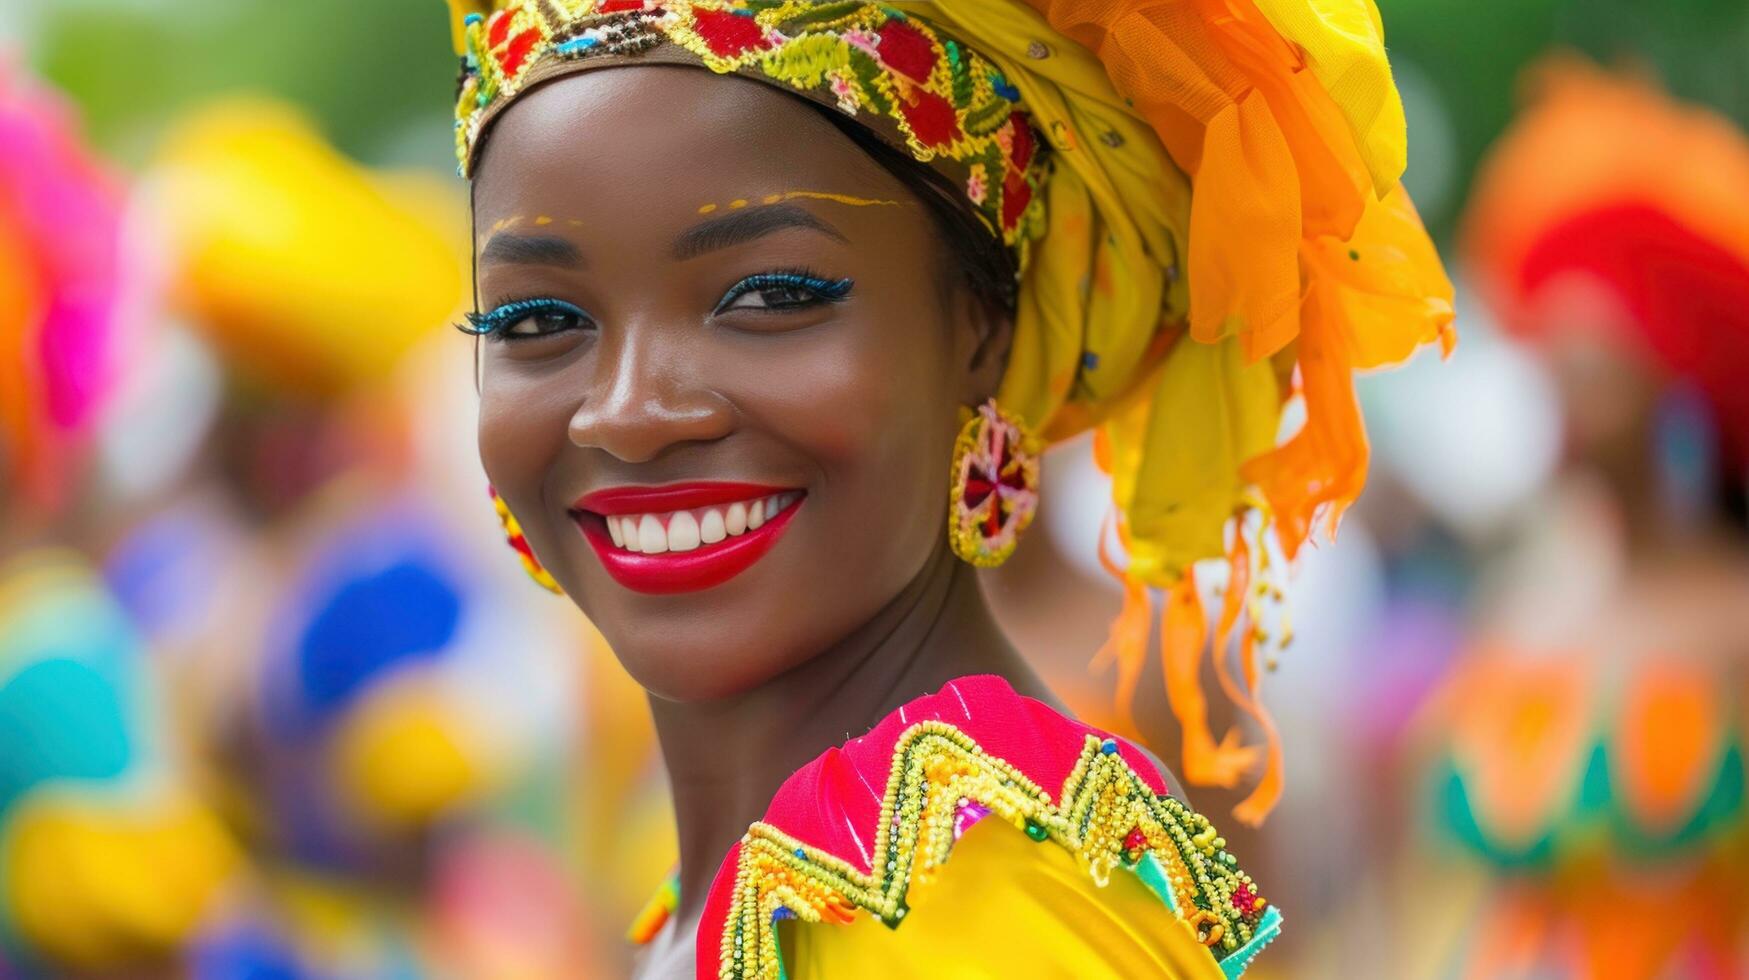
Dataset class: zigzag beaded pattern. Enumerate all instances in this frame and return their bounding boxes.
[454,1,1048,252]
[718,721,1271,979]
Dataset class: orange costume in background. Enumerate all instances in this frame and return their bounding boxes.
[1417,61,1749,980]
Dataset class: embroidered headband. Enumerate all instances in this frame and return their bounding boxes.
[451,0,1048,257]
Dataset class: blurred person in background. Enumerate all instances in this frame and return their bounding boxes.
[448,1,1450,976]
[0,62,241,979]
[125,96,606,978]
[1,51,608,975]
[1396,59,1749,980]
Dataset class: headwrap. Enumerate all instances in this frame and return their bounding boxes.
[448,0,1455,823]
[1464,58,1749,466]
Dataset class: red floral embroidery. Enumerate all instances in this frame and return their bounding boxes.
[1001,170,1032,232]
[1007,113,1035,169]
[500,27,543,75]
[692,6,771,58]
[876,20,937,83]
[487,9,514,48]
[900,89,960,149]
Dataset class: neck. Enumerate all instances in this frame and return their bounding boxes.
[648,543,1050,920]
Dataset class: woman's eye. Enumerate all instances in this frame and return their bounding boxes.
[715,273,854,315]
[461,299,593,341]
[504,308,585,337]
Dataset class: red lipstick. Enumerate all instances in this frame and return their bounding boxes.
[571,482,803,594]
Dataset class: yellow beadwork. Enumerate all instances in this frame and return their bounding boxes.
[490,489,562,594]
[717,722,1267,979]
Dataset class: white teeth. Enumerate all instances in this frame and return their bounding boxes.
[668,511,701,552]
[603,493,802,553]
[638,514,668,554]
[700,508,727,544]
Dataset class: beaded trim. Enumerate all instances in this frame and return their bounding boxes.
[489,486,562,593]
[715,721,1273,979]
[453,1,1048,253]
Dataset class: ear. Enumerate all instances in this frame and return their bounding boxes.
[955,289,1015,406]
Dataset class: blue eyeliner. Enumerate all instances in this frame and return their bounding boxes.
[714,271,854,314]
[460,297,590,337]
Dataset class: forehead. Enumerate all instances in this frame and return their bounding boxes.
[471,66,901,226]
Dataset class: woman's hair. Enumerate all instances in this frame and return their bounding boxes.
[810,104,1020,319]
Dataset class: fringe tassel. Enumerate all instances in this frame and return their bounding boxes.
[1092,503,1288,825]
[1163,571,1259,789]
[1089,428,1288,823]
[1211,525,1285,827]
[1092,513,1151,738]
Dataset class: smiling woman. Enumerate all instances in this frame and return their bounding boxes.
[443,2,1452,978]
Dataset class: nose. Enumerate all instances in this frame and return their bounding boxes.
[568,328,734,464]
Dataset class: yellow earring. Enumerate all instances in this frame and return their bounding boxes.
[490,486,562,594]
[948,398,1041,567]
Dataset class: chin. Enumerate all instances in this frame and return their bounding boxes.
[606,625,808,703]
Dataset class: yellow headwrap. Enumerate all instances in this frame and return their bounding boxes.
[447,0,1455,824]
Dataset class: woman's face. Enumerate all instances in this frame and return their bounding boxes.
[472,67,999,702]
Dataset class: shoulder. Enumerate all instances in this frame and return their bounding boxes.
[697,675,1281,979]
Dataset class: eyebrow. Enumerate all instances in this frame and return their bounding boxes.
[479,233,583,267]
[671,204,848,260]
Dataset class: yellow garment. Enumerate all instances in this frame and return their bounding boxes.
[782,819,1226,979]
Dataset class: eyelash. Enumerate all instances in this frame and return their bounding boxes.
[458,298,593,341]
[713,269,854,315]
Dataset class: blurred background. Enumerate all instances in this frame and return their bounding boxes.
[2,0,1746,977]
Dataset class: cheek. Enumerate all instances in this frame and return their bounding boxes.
[760,303,962,566]
[475,362,579,533]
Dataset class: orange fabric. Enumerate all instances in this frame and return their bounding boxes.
[1614,662,1727,839]
[1009,0,1450,823]
[1444,651,1594,852]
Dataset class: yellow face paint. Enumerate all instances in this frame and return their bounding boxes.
[773,190,898,208]
[477,215,524,247]
[533,215,554,226]
[693,191,900,215]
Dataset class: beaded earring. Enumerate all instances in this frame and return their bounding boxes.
[489,486,562,594]
[948,398,1041,567]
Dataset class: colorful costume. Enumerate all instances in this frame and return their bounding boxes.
[697,675,1280,979]
[1411,60,1749,979]
[445,1,1450,976]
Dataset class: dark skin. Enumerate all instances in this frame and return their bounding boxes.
[470,67,1055,974]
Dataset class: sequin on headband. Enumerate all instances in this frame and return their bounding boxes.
[453,1,1047,254]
